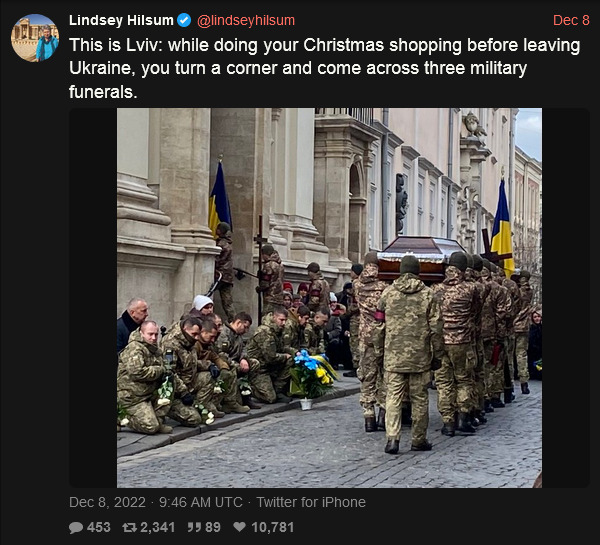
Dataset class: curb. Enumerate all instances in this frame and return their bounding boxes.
[117,378,361,459]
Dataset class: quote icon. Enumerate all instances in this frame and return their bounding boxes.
[69,522,83,534]
[233,522,246,532]
[177,13,191,27]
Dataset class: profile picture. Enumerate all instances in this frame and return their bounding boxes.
[11,14,59,62]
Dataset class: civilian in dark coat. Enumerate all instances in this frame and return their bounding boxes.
[527,307,542,380]
[117,298,149,364]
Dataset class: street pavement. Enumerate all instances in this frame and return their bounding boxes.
[117,375,542,488]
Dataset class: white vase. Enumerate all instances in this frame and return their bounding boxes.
[300,398,313,410]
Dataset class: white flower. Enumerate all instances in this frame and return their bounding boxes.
[157,398,171,407]
[241,388,251,396]
[213,386,223,394]
[120,418,129,426]
[205,413,215,425]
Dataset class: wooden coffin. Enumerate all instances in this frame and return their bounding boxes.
[377,235,466,284]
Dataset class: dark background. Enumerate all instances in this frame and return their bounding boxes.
[1,0,595,540]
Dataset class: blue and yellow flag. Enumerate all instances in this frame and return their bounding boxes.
[208,161,232,238]
[490,178,515,277]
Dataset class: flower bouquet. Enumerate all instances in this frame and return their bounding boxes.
[157,375,174,407]
[238,376,252,397]
[534,359,542,372]
[194,401,215,425]
[213,378,227,395]
[117,402,130,427]
[289,349,338,399]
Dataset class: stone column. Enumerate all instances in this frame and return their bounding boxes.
[157,108,220,318]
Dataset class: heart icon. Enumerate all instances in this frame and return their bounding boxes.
[233,522,246,532]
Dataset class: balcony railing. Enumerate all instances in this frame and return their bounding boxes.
[315,108,373,126]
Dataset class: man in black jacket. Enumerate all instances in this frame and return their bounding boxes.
[117,298,149,364]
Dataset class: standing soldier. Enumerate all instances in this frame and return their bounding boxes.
[513,270,534,394]
[214,222,236,323]
[501,262,521,403]
[465,253,490,425]
[344,281,361,376]
[353,251,389,432]
[256,244,284,317]
[433,251,481,435]
[491,263,513,405]
[480,258,510,411]
[306,262,331,313]
[374,255,445,454]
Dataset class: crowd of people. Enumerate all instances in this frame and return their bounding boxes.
[117,222,542,457]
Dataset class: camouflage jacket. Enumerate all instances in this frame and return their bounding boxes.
[502,276,521,333]
[117,329,186,407]
[432,265,480,345]
[215,231,234,284]
[480,267,509,341]
[513,278,534,333]
[374,273,445,373]
[282,307,307,355]
[214,322,248,364]
[258,251,285,306]
[346,289,360,327]
[195,340,230,370]
[246,319,289,366]
[307,271,331,312]
[159,321,203,393]
[465,268,489,336]
[354,263,389,348]
[303,321,326,356]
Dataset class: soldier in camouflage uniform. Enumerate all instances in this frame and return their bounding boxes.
[465,253,490,425]
[345,278,361,375]
[432,251,481,435]
[353,251,389,432]
[303,306,329,356]
[214,222,236,323]
[117,321,194,434]
[480,259,510,411]
[256,244,285,317]
[214,311,262,410]
[246,306,294,403]
[160,316,223,423]
[373,255,445,454]
[513,270,534,394]
[194,316,250,415]
[306,262,331,313]
[282,304,310,355]
[501,262,521,403]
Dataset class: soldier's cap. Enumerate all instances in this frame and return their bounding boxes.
[520,270,531,280]
[351,263,364,275]
[262,243,275,255]
[363,251,379,266]
[472,254,484,272]
[216,222,231,234]
[400,254,420,275]
[465,253,474,269]
[482,258,492,271]
[448,251,468,272]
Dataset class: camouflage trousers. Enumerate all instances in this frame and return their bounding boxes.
[472,336,486,411]
[483,338,506,398]
[357,343,386,416]
[348,317,360,369]
[228,358,261,405]
[504,333,516,389]
[384,370,429,445]
[435,342,476,423]
[253,358,293,403]
[515,333,530,383]
[216,282,236,323]
[123,396,183,433]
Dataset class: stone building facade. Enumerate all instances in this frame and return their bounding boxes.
[12,18,59,40]
[117,107,542,330]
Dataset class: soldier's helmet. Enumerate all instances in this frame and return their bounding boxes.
[400,254,420,275]
[472,254,484,272]
[520,270,531,280]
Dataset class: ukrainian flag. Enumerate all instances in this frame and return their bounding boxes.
[491,178,515,277]
[208,161,232,238]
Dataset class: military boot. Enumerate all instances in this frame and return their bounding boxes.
[491,397,505,408]
[411,440,433,451]
[384,438,400,454]
[376,407,386,431]
[476,410,488,424]
[221,401,250,414]
[206,403,225,418]
[504,388,514,404]
[441,422,455,437]
[484,399,495,413]
[521,382,530,394]
[457,412,476,433]
[242,394,262,409]
[365,416,377,432]
[469,410,480,427]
